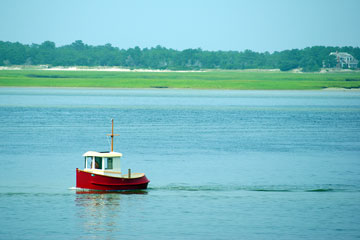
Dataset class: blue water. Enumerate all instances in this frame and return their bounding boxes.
[0,88,360,239]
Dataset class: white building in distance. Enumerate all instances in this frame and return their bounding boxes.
[330,52,359,69]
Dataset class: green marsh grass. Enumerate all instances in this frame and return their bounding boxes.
[0,70,360,90]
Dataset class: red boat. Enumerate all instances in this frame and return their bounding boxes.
[76,119,150,191]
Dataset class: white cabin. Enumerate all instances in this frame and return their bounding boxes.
[83,151,123,177]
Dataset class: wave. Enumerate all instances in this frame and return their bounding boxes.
[0,192,74,197]
[149,184,358,193]
[305,188,334,192]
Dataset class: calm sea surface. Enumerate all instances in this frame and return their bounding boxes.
[0,88,359,239]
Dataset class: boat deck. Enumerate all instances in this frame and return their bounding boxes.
[122,173,145,179]
[81,169,145,179]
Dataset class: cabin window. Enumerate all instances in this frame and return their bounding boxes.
[86,156,92,169]
[105,158,113,170]
[95,157,102,169]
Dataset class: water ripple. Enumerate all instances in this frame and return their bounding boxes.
[149,184,359,193]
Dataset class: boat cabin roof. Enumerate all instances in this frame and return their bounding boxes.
[83,151,123,157]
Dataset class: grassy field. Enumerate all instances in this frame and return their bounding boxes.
[0,70,360,90]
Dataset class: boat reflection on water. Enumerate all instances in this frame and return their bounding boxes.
[75,189,148,195]
[74,189,148,237]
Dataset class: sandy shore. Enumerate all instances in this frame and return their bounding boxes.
[0,66,205,73]
[45,67,206,72]
[0,66,282,72]
[322,87,360,91]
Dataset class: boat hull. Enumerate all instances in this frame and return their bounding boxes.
[76,168,149,191]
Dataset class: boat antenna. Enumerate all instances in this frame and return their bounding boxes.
[106,119,119,152]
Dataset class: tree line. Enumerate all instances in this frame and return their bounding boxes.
[0,40,359,71]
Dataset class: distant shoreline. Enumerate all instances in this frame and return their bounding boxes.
[1,65,359,74]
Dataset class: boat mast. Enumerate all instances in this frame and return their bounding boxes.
[107,119,119,152]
